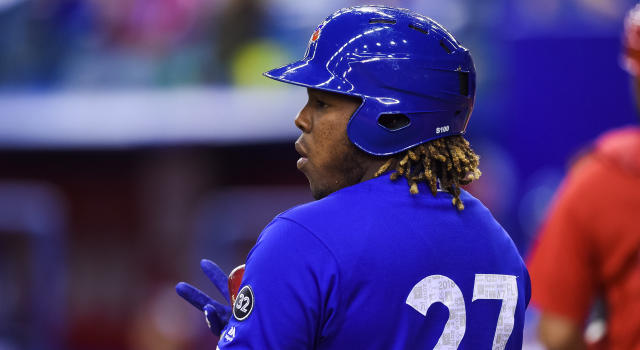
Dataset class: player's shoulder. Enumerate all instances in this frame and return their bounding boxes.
[252,178,387,252]
[595,125,640,151]
[593,126,640,174]
[277,175,495,227]
[570,126,640,172]
[558,126,640,200]
[249,215,339,276]
[256,214,320,247]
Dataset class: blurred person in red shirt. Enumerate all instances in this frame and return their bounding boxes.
[527,5,640,350]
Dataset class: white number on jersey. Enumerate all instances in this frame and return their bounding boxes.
[406,275,466,349]
[472,274,518,350]
[406,274,518,350]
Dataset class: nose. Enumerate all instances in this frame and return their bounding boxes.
[294,105,312,133]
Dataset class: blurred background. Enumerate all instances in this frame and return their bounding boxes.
[0,0,637,349]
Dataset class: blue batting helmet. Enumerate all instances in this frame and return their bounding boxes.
[264,5,476,156]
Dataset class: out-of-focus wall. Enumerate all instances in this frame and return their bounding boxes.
[0,145,308,350]
[0,0,637,349]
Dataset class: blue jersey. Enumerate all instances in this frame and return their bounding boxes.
[218,175,531,349]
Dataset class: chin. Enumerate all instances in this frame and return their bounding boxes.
[309,181,334,200]
[310,186,330,200]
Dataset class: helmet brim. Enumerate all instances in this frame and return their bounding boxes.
[263,60,355,96]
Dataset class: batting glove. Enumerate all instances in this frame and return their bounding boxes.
[176,259,232,335]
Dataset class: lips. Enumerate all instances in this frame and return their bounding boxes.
[295,140,308,158]
[294,139,309,170]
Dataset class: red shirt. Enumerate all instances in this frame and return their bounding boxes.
[528,127,640,350]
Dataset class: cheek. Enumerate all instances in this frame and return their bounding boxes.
[312,120,350,167]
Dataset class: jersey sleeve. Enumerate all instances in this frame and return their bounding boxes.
[217,217,341,350]
[527,157,599,324]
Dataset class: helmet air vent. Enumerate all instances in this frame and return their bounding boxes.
[408,24,429,35]
[440,40,453,54]
[369,19,396,24]
[377,113,411,131]
[458,72,469,95]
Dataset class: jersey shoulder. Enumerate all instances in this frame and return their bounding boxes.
[272,175,521,276]
[593,126,640,176]
[220,217,342,349]
[276,175,498,231]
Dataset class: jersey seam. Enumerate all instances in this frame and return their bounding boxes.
[274,215,344,342]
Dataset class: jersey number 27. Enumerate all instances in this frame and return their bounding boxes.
[406,274,518,350]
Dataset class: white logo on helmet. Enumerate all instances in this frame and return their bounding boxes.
[436,125,450,134]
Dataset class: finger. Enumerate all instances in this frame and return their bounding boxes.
[204,303,230,335]
[200,259,231,302]
[175,282,216,310]
[212,300,232,321]
[203,304,215,332]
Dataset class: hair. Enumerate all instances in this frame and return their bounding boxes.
[373,136,481,211]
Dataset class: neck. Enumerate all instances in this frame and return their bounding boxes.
[359,157,392,183]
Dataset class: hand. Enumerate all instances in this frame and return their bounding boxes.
[176,259,232,335]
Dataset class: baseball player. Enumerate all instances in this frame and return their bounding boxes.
[177,6,531,349]
[527,4,640,349]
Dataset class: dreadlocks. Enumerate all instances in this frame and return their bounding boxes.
[373,136,481,211]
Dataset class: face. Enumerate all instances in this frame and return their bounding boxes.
[294,88,371,199]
